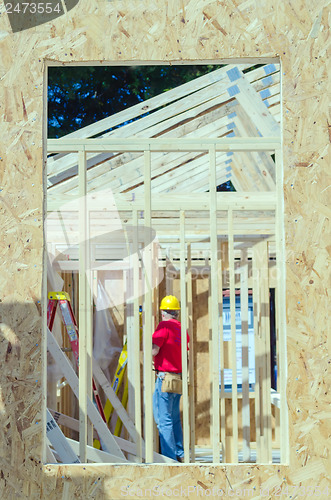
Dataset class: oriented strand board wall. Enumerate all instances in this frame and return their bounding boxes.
[0,0,330,498]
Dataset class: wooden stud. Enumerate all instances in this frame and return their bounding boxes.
[186,243,195,463]
[241,248,250,462]
[252,243,262,462]
[152,241,160,454]
[180,210,190,463]
[253,240,272,463]
[218,241,226,462]
[78,149,88,462]
[260,240,272,462]
[209,147,220,463]
[228,208,238,462]
[85,205,93,446]
[143,150,154,463]
[124,259,136,458]
[133,210,143,462]
[275,147,289,464]
[42,62,50,465]
[152,241,159,332]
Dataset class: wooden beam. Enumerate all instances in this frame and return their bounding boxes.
[234,106,276,184]
[47,192,277,213]
[143,150,154,463]
[78,149,88,462]
[252,243,262,463]
[228,208,238,462]
[231,152,264,191]
[133,210,143,461]
[180,210,190,463]
[275,147,289,463]
[209,147,220,463]
[225,67,280,137]
[241,249,250,462]
[187,243,195,463]
[261,241,272,463]
[47,136,280,153]
[218,240,226,462]
[59,65,243,139]
[145,152,230,194]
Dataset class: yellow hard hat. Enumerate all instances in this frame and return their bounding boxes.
[160,295,180,310]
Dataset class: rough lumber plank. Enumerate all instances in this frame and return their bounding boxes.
[275,148,289,463]
[186,244,195,462]
[47,192,277,212]
[78,150,88,462]
[180,211,190,463]
[228,208,238,462]
[47,136,280,152]
[143,150,154,463]
[209,147,221,463]
[241,249,250,462]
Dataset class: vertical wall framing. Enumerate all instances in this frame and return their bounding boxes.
[209,147,221,463]
[133,209,143,461]
[46,137,286,465]
[275,147,289,464]
[186,243,196,463]
[143,149,154,463]
[241,249,250,462]
[218,240,226,462]
[0,0,324,488]
[180,210,190,462]
[228,208,238,462]
[78,149,88,461]
[42,61,49,466]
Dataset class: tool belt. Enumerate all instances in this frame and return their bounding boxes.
[161,372,182,394]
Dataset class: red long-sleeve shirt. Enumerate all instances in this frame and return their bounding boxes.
[152,319,189,373]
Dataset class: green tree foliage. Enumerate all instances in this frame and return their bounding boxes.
[48,65,224,138]
[48,64,235,191]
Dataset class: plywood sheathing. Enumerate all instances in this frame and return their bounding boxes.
[0,0,330,498]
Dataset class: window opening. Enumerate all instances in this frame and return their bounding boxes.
[45,61,286,465]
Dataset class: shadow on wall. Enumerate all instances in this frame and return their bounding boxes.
[5,1,81,33]
[0,302,45,495]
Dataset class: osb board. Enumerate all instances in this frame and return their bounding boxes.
[0,0,330,498]
[192,276,211,446]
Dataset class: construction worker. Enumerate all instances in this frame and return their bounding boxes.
[152,295,189,462]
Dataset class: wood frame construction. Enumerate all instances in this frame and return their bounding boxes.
[46,130,285,465]
[0,1,330,497]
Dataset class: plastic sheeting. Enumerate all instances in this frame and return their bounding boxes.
[93,281,122,381]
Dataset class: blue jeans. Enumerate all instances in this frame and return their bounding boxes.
[153,373,184,460]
